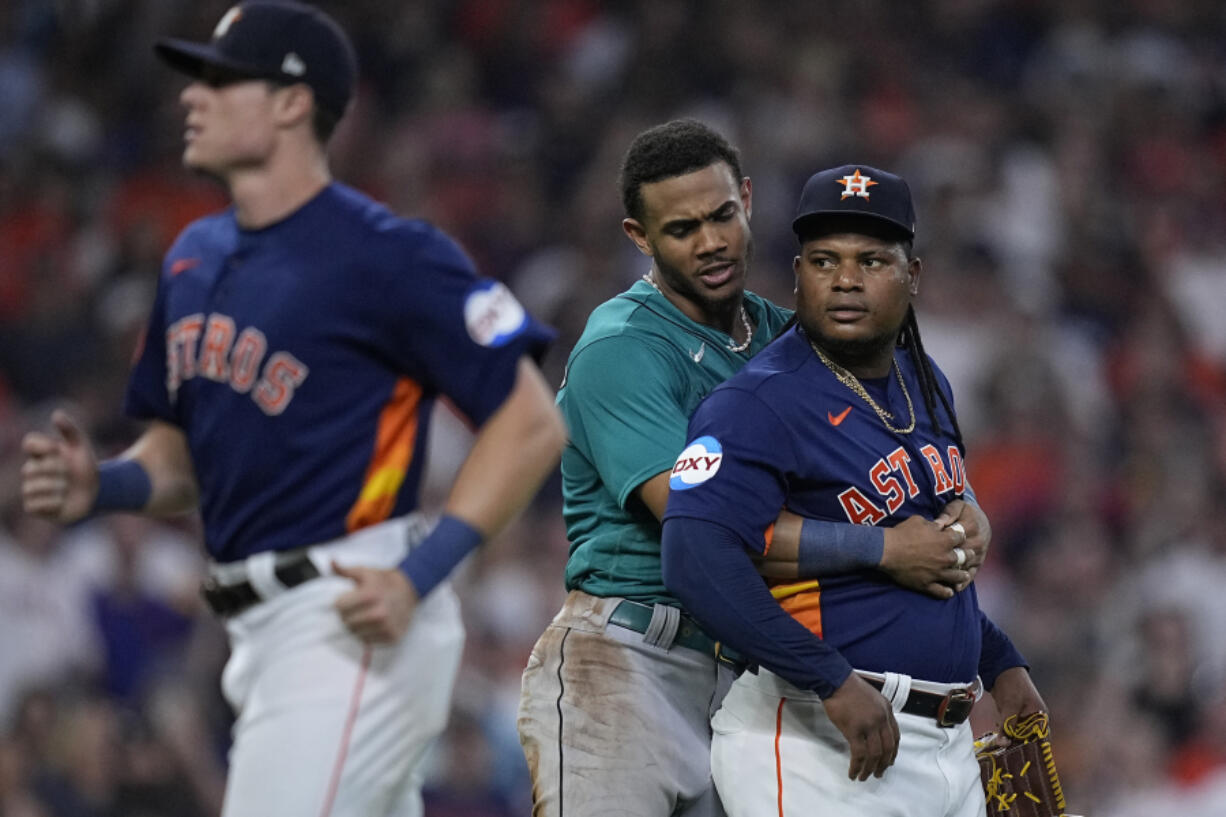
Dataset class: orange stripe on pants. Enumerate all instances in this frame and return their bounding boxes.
[775,697,788,817]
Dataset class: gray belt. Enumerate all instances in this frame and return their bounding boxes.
[607,599,747,669]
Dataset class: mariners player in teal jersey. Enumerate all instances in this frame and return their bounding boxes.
[19,4,565,817]
[517,121,990,816]
[662,164,1047,817]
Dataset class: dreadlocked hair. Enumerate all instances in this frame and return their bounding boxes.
[898,305,964,453]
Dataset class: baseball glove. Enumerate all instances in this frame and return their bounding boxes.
[974,712,1072,817]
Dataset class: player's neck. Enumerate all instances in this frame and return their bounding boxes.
[227,141,332,230]
[813,338,894,380]
[645,270,747,340]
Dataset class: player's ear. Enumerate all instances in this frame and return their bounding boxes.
[272,83,314,129]
[907,255,922,296]
[740,176,752,220]
[792,254,801,293]
[622,218,653,257]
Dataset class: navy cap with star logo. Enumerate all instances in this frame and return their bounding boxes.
[791,164,916,241]
[155,1,357,120]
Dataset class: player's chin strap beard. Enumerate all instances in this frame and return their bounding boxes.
[641,271,753,352]
[803,327,916,434]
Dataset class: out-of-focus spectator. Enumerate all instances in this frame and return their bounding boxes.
[0,510,101,728]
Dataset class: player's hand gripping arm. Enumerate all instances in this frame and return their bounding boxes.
[22,409,198,523]
[335,358,566,644]
[746,496,989,598]
[934,497,990,589]
[645,478,986,599]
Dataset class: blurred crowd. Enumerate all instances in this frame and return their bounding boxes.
[2,0,1225,815]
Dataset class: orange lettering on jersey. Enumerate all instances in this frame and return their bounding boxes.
[886,447,920,497]
[869,458,906,513]
[253,351,309,416]
[837,486,887,525]
[346,378,422,532]
[165,314,205,394]
[199,314,236,382]
[947,445,967,495]
[920,444,955,494]
[229,327,267,393]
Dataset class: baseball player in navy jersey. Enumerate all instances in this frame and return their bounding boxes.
[660,164,1047,816]
[18,4,566,817]
[517,121,992,817]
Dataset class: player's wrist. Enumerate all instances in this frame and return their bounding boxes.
[797,518,884,576]
[397,514,484,598]
[93,459,152,514]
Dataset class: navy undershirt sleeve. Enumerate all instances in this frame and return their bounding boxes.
[662,515,853,698]
[977,610,1028,689]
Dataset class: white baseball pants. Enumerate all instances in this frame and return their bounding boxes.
[711,667,986,817]
[216,515,465,817]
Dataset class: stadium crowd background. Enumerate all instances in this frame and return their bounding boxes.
[1,0,1225,815]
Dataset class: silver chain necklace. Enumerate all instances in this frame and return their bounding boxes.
[641,272,753,352]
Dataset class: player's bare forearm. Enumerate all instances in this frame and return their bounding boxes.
[751,509,804,577]
[119,420,201,516]
[753,509,972,598]
[987,667,1047,746]
[443,358,566,537]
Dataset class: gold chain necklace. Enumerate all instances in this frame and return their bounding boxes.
[807,335,916,434]
[641,272,753,352]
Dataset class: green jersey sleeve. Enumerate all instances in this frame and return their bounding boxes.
[560,334,692,509]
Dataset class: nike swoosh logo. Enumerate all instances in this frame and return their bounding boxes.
[689,343,706,363]
[828,406,852,426]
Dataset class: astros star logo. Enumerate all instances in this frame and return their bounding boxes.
[837,169,877,200]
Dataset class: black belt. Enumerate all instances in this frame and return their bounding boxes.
[863,676,976,727]
[201,553,321,617]
[607,600,747,670]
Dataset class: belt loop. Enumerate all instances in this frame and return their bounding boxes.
[880,671,913,713]
[246,551,281,601]
[643,604,681,648]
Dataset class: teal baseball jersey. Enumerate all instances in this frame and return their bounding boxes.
[558,278,792,605]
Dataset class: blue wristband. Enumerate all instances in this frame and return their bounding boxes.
[796,519,884,575]
[398,514,484,597]
[93,459,152,513]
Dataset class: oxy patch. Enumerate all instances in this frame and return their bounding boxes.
[670,436,723,490]
[464,281,527,347]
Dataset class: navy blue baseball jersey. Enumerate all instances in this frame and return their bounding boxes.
[125,182,552,562]
[665,325,983,683]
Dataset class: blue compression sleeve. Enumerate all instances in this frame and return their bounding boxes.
[797,519,884,575]
[978,610,1028,689]
[93,459,152,513]
[662,515,853,698]
[398,514,484,597]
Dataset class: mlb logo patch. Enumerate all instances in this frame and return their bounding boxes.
[464,281,528,347]
[670,436,723,490]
